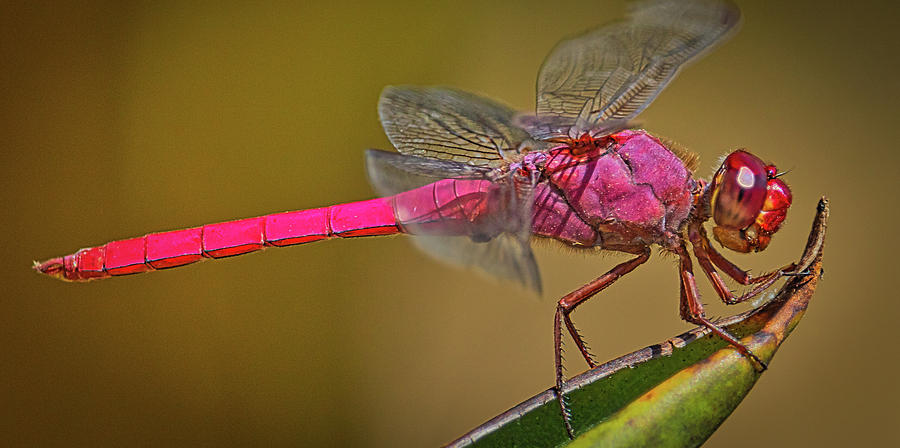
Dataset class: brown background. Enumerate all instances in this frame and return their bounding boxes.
[2,1,897,446]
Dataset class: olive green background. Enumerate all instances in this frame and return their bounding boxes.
[2,1,896,446]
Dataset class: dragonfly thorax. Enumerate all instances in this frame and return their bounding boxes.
[536,130,696,249]
[548,133,614,156]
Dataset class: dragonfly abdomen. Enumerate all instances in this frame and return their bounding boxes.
[34,198,400,282]
[392,178,506,239]
[35,178,518,282]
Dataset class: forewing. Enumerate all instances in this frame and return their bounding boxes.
[365,149,542,293]
[535,0,740,136]
[379,86,533,166]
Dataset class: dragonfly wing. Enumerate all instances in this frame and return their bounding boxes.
[535,0,740,137]
[366,149,542,293]
[516,114,635,142]
[365,149,493,195]
[379,86,533,166]
[410,232,541,293]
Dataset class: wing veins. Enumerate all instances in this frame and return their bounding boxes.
[533,0,740,136]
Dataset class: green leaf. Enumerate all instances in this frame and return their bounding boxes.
[447,198,828,448]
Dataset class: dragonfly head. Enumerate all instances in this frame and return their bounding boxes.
[709,151,792,253]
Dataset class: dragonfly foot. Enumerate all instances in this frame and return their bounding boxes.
[555,386,576,439]
[746,350,768,373]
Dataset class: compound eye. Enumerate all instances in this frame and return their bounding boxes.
[712,151,768,229]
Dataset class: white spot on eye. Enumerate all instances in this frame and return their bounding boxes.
[737,166,755,188]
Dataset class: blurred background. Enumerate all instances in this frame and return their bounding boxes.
[2,0,896,446]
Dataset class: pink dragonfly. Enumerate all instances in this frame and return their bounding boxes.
[35,0,799,437]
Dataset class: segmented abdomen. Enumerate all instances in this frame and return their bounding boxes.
[35,198,399,281]
[35,178,501,282]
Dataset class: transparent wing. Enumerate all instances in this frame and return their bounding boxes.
[366,149,542,293]
[515,114,634,142]
[366,149,493,194]
[535,0,740,137]
[410,231,541,293]
[379,86,534,167]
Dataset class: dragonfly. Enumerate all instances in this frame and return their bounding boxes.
[35,0,800,438]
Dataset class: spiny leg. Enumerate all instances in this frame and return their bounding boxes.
[676,243,767,370]
[688,223,798,305]
[554,246,650,438]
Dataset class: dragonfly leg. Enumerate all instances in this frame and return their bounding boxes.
[676,243,767,371]
[554,246,650,438]
[688,223,798,305]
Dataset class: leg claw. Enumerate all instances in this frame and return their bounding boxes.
[783,268,811,277]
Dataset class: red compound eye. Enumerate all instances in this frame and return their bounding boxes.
[711,151,768,230]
